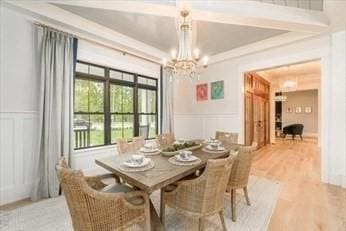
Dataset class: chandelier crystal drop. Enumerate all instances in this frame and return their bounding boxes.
[162,10,208,80]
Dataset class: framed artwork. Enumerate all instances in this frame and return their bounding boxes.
[211,80,224,100]
[305,106,312,113]
[295,106,302,113]
[286,107,293,113]
[196,83,208,101]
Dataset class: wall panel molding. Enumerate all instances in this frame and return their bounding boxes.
[0,111,38,205]
[174,113,241,142]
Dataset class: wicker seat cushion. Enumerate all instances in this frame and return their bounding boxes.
[101,184,144,205]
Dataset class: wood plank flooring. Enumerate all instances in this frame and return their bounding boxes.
[1,138,345,231]
[251,138,346,231]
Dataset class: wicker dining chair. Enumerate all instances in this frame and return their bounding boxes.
[156,133,175,148]
[161,154,235,231]
[216,131,239,144]
[117,136,145,154]
[56,160,151,231]
[226,142,258,222]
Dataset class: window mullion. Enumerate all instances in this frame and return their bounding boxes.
[104,68,111,145]
[134,75,139,137]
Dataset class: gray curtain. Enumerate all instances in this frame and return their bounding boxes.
[31,27,75,200]
[162,70,174,133]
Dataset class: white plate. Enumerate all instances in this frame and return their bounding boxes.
[140,147,159,153]
[206,145,226,151]
[204,139,221,144]
[123,158,150,168]
[174,155,198,162]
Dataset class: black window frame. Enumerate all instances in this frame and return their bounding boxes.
[74,60,158,150]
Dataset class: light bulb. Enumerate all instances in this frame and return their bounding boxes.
[193,48,200,59]
[202,56,208,67]
[171,49,177,60]
[162,58,167,67]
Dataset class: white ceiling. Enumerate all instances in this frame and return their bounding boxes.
[54,4,287,55]
[256,60,321,79]
[252,0,323,11]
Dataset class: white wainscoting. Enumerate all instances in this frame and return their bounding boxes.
[72,140,157,174]
[174,113,242,142]
[0,111,38,205]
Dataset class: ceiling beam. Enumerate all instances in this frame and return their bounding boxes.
[5,1,168,62]
[49,0,329,33]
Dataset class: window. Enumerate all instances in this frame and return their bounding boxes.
[74,61,158,149]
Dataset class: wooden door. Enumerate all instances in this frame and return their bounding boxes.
[244,92,253,145]
[244,73,270,148]
[253,95,266,148]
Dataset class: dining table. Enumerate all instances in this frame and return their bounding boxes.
[95,141,241,231]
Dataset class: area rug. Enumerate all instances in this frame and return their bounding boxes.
[0,176,280,231]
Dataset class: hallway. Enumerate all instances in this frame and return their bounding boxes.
[252,139,345,230]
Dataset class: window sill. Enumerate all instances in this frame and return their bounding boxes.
[74,144,117,155]
[73,139,157,155]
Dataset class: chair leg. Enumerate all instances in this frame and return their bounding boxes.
[243,187,251,206]
[160,189,165,226]
[231,189,237,222]
[219,210,227,231]
[199,217,205,231]
[144,203,151,231]
[300,135,303,140]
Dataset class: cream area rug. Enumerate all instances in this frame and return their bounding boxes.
[1,176,281,231]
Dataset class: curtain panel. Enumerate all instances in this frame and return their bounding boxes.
[161,70,174,133]
[31,27,77,200]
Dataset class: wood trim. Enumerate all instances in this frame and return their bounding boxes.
[244,72,270,148]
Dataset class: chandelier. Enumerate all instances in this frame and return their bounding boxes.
[274,91,287,102]
[162,10,208,80]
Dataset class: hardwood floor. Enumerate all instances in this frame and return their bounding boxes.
[252,138,346,231]
[1,138,345,231]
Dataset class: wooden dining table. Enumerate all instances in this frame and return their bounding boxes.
[95,142,241,230]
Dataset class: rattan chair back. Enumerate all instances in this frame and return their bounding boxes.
[56,162,149,231]
[228,142,257,189]
[200,154,235,214]
[117,136,145,154]
[216,131,239,144]
[156,133,175,148]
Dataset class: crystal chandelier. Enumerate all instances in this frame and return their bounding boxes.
[162,10,208,80]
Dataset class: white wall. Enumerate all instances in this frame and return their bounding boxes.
[281,90,318,134]
[0,5,40,205]
[174,32,346,187]
[269,72,321,143]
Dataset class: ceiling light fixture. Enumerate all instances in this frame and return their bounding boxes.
[162,10,208,80]
[274,91,287,102]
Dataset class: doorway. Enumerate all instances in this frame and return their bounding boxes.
[244,72,270,148]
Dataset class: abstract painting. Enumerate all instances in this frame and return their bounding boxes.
[196,83,208,101]
[211,80,224,100]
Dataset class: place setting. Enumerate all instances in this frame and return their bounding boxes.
[203,137,222,145]
[202,140,228,154]
[168,150,201,166]
[139,143,161,156]
[119,154,155,172]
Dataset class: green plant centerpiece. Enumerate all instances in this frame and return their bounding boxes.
[161,141,202,156]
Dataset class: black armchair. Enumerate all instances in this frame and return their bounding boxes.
[283,124,304,140]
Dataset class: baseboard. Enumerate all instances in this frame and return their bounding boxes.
[329,174,346,188]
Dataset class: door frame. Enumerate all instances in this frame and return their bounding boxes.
[237,51,328,184]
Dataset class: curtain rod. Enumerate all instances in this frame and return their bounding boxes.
[33,21,161,65]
